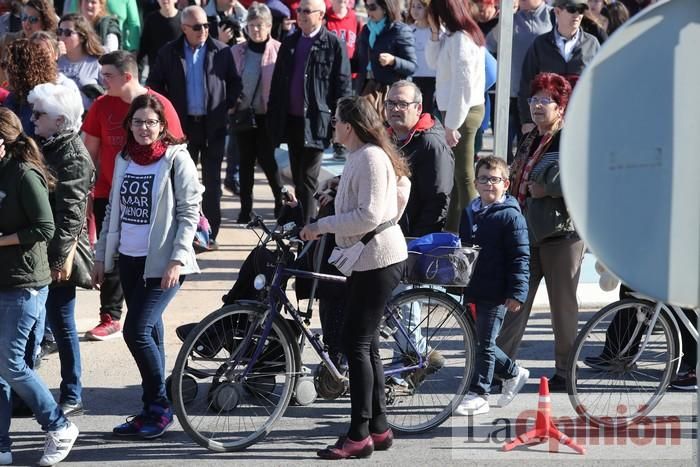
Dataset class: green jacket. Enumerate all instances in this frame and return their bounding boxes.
[513,130,576,246]
[0,156,55,289]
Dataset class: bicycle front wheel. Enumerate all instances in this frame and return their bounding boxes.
[381,288,475,434]
[171,304,299,451]
[567,298,680,427]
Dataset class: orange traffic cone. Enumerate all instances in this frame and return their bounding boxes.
[502,376,585,455]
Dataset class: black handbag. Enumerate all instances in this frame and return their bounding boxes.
[229,71,261,133]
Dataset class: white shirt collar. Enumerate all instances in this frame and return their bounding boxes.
[302,25,323,38]
[554,27,581,62]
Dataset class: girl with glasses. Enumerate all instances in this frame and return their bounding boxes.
[92,93,202,440]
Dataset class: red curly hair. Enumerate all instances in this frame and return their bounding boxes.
[530,72,573,109]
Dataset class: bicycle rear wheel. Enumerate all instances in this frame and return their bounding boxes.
[381,288,475,434]
[171,304,299,451]
[567,299,680,427]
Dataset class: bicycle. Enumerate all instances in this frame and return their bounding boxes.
[567,292,699,427]
[170,216,477,452]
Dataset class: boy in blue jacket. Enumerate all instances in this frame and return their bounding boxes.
[455,156,530,415]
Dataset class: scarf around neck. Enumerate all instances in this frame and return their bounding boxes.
[367,18,387,49]
[126,139,168,166]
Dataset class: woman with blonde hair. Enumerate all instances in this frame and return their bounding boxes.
[301,96,410,459]
[78,0,120,52]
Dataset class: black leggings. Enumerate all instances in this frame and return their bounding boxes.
[342,261,404,440]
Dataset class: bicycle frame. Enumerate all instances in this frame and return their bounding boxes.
[625,293,699,366]
[233,232,426,385]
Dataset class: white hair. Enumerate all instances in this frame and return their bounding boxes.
[181,5,207,22]
[27,82,84,133]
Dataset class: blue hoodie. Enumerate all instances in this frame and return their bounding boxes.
[459,194,530,304]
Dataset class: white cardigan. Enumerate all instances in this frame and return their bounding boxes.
[426,31,485,131]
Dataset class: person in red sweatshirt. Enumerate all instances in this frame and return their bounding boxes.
[324,0,362,74]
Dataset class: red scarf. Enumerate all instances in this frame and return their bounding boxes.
[126,139,168,166]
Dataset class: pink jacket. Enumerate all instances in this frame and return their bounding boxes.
[231,39,281,114]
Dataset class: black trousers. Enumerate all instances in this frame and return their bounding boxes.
[186,117,226,239]
[343,261,404,427]
[604,285,697,368]
[94,197,124,320]
[236,114,283,215]
[413,77,436,116]
[286,116,323,224]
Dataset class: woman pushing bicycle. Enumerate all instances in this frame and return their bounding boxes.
[300,95,411,460]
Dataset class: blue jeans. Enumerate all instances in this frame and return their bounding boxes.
[0,287,67,450]
[46,285,81,404]
[119,255,181,408]
[470,301,518,396]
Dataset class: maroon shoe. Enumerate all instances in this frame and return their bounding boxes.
[317,436,374,459]
[371,429,394,451]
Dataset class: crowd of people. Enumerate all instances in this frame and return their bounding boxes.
[0,0,662,464]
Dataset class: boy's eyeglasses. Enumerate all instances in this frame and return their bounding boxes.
[131,119,161,129]
[21,14,40,24]
[564,4,587,14]
[183,23,210,31]
[527,96,555,106]
[365,3,380,11]
[476,176,505,185]
[56,28,79,37]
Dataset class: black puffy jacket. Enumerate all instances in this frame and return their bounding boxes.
[354,20,417,92]
[42,131,95,289]
[396,114,454,237]
[267,27,352,150]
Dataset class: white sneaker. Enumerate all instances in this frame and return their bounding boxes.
[39,421,79,466]
[497,366,530,408]
[454,393,489,416]
[0,450,12,465]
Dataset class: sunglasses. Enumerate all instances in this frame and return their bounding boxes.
[31,110,47,120]
[56,28,79,37]
[183,23,210,31]
[295,7,323,15]
[21,14,40,24]
[564,4,587,14]
[365,3,380,11]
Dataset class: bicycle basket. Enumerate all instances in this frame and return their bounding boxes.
[404,246,480,286]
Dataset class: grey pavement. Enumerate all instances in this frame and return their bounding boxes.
[10,169,697,466]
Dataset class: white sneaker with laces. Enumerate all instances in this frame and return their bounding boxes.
[497,366,530,408]
[0,450,12,465]
[39,421,78,466]
[454,393,489,416]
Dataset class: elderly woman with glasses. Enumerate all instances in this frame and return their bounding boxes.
[230,2,284,224]
[27,82,95,418]
[496,72,585,393]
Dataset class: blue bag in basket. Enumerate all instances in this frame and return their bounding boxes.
[407,232,461,253]
[406,233,479,285]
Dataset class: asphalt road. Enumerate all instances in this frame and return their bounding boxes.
[9,174,697,467]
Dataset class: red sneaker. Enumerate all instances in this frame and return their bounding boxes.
[85,314,122,341]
